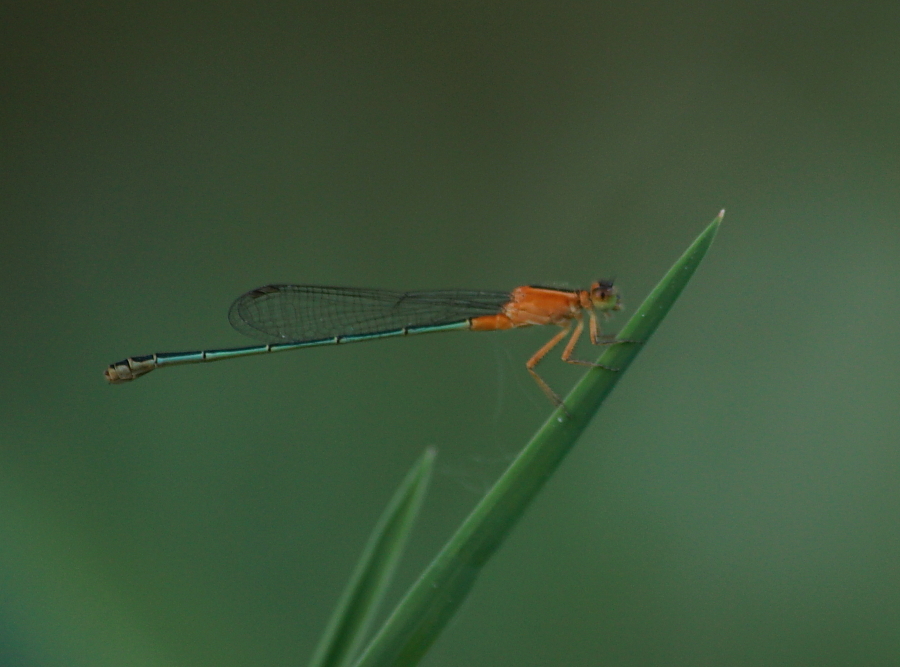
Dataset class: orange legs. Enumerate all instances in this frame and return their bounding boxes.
[526,313,619,407]
[526,323,573,407]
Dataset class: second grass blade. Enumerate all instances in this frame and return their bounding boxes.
[308,447,436,667]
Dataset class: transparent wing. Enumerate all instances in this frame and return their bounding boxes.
[228,285,512,342]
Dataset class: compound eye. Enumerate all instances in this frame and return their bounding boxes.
[592,279,615,295]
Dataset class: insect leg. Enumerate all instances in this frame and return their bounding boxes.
[563,314,618,370]
[526,323,572,407]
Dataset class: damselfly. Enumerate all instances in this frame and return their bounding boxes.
[105,282,624,406]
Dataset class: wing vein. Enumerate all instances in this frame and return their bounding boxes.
[228,285,512,343]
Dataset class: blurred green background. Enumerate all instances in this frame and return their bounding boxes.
[2,1,899,666]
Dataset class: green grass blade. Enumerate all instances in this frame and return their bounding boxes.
[352,212,723,667]
[308,447,437,667]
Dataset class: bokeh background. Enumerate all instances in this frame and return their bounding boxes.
[2,2,899,666]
